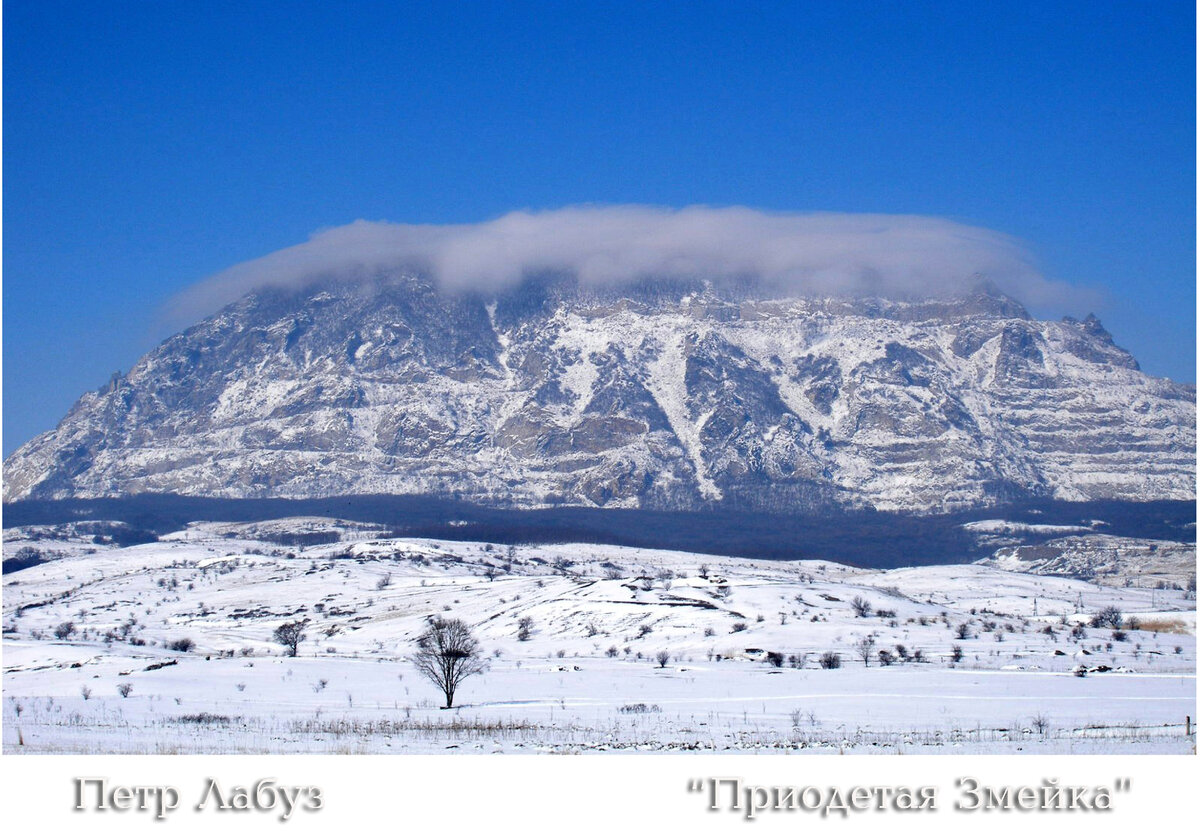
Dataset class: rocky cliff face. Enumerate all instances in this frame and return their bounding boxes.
[4,276,1194,512]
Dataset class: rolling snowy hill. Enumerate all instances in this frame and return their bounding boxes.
[3,518,1194,754]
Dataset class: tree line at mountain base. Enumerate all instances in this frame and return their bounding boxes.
[3,494,1193,569]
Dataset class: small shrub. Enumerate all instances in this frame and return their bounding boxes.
[850,596,872,618]
[619,703,661,714]
[117,682,133,698]
[819,651,841,669]
[730,622,748,633]
[174,712,234,725]
[166,638,195,653]
[1089,605,1122,629]
[790,708,818,728]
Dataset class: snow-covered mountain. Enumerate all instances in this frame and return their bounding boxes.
[3,276,1194,512]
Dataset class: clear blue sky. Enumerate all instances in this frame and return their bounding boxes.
[3,0,1195,455]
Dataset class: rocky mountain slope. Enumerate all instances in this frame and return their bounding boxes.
[979,533,1196,589]
[4,276,1194,512]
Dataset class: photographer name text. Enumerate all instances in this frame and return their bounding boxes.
[73,777,322,821]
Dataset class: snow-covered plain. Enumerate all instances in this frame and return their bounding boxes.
[3,519,1195,754]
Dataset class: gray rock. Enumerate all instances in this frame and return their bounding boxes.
[3,276,1194,513]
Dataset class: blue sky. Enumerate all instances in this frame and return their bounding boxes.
[3,1,1195,454]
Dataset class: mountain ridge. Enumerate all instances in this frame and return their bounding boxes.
[4,275,1194,511]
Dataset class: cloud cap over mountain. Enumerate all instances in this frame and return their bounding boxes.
[168,206,1081,323]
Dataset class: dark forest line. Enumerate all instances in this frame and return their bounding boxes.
[3,494,1194,568]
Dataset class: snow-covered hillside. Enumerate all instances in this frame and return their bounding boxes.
[4,277,1194,512]
[980,533,1195,589]
[4,519,1194,753]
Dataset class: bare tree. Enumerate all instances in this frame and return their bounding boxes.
[411,617,487,709]
[854,635,876,667]
[655,650,671,668]
[274,620,308,657]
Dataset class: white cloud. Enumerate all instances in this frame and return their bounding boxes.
[165,205,1086,323]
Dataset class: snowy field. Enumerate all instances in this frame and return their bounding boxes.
[3,518,1195,754]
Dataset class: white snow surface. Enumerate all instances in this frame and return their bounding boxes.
[3,520,1194,754]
